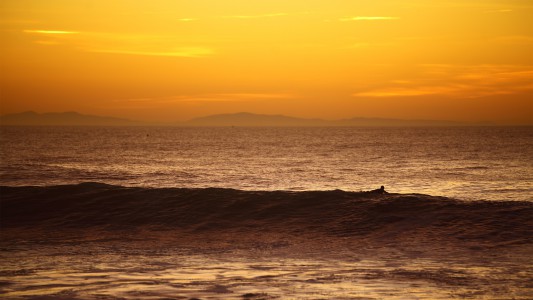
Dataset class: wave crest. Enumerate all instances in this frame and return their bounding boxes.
[1,183,531,247]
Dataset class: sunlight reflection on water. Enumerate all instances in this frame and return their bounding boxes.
[1,126,532,201]
[1,247,532,299]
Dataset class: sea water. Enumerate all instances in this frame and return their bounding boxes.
[1,126,532,201]
[1,126,532,299]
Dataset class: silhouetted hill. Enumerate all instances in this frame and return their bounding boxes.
[186,112,329,126]
[1,111,472,127]
[337,117,462,127]
[0,111,140,126]
[185,112,464,127]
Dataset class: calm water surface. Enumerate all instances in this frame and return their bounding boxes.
[1,126,532,201]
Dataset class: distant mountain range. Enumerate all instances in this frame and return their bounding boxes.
[0,111,138,126]
[186,112,330,126]
[185,112,464,127]
[1,111,474,126]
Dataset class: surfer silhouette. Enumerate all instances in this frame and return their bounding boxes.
[369,186,387,194]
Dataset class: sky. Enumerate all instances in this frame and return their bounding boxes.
[1,0,532,124]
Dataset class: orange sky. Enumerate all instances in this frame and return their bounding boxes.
[1,0,532,124]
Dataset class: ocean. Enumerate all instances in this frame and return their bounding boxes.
[1,126,532,299]
[1,126,532,201]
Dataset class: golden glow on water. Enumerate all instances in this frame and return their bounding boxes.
[1,243,531,299]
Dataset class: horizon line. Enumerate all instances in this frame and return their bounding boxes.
[1,110,530,126]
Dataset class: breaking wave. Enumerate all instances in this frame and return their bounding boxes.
[1,183,531,247]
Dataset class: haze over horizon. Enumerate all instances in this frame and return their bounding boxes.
[1,110,478,126]
[1,0,532,125]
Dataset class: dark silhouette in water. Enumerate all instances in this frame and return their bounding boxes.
[369,185,387,194]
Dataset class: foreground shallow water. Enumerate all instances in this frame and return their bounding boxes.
[1,236,532,300]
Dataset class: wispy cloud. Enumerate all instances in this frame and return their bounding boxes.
[217,93,293,99]
[352,65,533,98]
[115,93,295,104]
[484,9,513,13]
[24,29,81,46]
[354,86,457,97]
[24,30,79,34]
[405,2,531,10]
[23,29,213,58]
[339,16,399,21]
